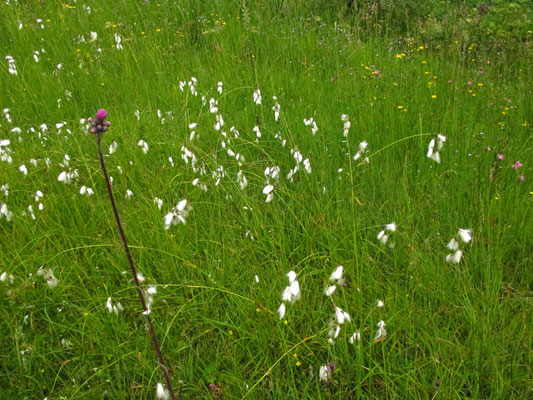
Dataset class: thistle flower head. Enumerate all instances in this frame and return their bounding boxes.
[96,109,107,121]
[88,109,111,134]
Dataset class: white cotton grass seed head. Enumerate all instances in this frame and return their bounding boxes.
[154,197,163,210]
[277,303,286,320]
[80,186,94,196]
[37,267,58,288]
[163,199,191,229]
[334,306,350,325]
[156,383,170,400]
[329,265,344,285]
[374,320,387,341]
[349,330,361,344]
[458,228,473,243]
[446,250,463,264]
[0,203,13,221]
[106,297,124,315]
[324,285,337,296]
[447,238,459,251]
[138,140,149,154]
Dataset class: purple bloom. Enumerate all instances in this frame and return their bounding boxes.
[96,109,108,121]
[88,109,111,134]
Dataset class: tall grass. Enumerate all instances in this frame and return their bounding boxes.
[0,1,531,399]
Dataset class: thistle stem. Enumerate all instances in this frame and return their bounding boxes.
[96,133,176,400]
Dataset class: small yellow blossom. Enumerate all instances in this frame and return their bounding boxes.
[431,94,437,99]
[296,361,301,367]
[398,105,403,109]
[521,121,529,127]
[421,60,427,64]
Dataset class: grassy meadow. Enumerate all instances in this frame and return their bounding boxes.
[0,1,532,399]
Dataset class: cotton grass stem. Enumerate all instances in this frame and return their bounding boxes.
[93,114,175,399]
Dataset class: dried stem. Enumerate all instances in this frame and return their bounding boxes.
[96,133,176,399]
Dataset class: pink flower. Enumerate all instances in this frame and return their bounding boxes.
[467,81,473,85]
[486,147,492,151]
[96,109,108,121]
[497,153,504,160]
[519,175,525,181]
[511,161,522,170]
[88,109,111,134]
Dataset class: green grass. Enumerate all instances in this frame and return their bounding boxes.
[0,1,531,399]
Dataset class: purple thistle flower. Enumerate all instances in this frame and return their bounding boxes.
[96,108,108,121]
[88,109,111,134]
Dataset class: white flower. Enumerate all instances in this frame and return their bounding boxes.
[254,275,259,283]
[125,189,133,199]
[109,141,118,154]
[376,300,384,307]
[272,96,280,121]
[80,186,94,196]
[90,31,98,41]
[341,114,351,137]
[6,55,17,75]
[427,135,445,163]
[0,203,13,221]
[329,265,344,285]
[447,238,459,251]
[385,222,396,232]
[324,285,337,296]
[114,33,123,50]
[0,271,14,284]
[334,306,351,324]
[374,320,387,341]
[304,117,318,135]
[377,230,388,244]
[138,140,149,154]
[153,197,163,210]
[349,330,361,344]
[288,280,300,303]
[303,158,312,174]
[252,125,261,138]
[106,297,124,315]
[287,270,297,283]
[253,89,262,105]
[446,250,463,264]
[319,365,330,382]
[19,165,28,175]
[263,184,274,202]
[458,228,472,243]
[37,267,58,288]
[156,383,169,400]
[57,169,79,184]
[277,303,286,319]
[237,170,248,190]
[353,141,370,162]
[163,199,191,229]
[217,81,223,94]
